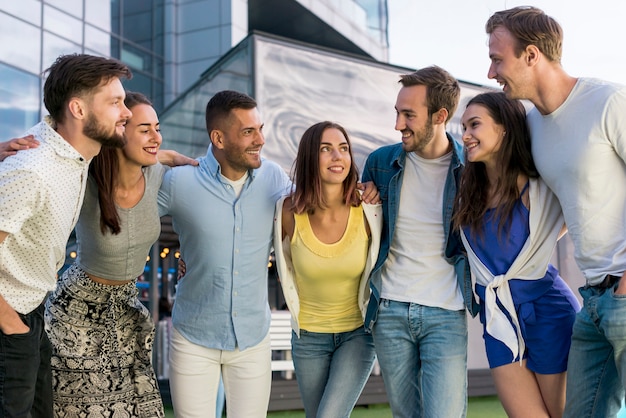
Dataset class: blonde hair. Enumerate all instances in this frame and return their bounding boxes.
[486,6,563,63]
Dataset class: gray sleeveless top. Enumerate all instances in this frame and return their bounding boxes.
[75,163,165,281]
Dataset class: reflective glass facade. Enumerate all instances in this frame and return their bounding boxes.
[0,0,166,137]
[355,0,388,44]
[0,0,388,140]
[0,64,40,139]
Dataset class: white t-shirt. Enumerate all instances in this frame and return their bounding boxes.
[0,117,89,313]
[381,151,464,310]
[528,78,626,285]
[221,171,249,198]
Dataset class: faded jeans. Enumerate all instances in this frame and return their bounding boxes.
[291,326,375,418]
[564,284,626,418]
[372,299,468,418]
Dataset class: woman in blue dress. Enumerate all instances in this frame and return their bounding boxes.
[454,92,579,417]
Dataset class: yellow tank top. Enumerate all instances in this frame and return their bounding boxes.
[291,205,369,333]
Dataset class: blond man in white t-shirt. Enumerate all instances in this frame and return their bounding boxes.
[486,7,626,417]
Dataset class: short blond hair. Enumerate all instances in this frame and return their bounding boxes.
[486,6,563,63]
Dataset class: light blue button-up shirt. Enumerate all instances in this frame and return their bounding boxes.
[158,146,291,350]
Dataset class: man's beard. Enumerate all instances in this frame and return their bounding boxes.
[83,112,126,148]
[403,118,435,154]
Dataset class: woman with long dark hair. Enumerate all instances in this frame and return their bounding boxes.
[45,92,194,416]
[454,92,579,417]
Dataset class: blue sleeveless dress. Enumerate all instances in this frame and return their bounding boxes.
[463,184,580,373]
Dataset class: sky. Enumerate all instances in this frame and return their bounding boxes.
[387,0,626,88]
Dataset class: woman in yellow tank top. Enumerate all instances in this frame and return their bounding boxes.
[273,121,383,418]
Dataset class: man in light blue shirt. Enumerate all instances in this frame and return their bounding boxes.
[158,90,291,417]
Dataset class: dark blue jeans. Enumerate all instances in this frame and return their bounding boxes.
[0,300,52,418]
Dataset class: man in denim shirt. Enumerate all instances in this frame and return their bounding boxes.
[362,66,478,418]
[158,91,291,417]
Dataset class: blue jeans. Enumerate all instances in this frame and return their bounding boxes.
[216,376,225,417]
[564,285,626,418]
[0,300,52,418]
[291,326,375,418]
[372,299,467,418]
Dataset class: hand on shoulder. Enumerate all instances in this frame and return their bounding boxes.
[0,135,40,161]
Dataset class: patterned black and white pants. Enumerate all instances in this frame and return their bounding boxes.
[44,264,165,418]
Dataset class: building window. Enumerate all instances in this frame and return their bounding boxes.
[0,63,40,139]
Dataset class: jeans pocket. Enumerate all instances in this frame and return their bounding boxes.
[610,287,626,299]
[1,314,32,338]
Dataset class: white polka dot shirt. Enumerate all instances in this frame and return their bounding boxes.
[0,117,89,314]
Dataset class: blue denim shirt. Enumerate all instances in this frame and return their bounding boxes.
[158,147,291,350]
[362,134,478,331]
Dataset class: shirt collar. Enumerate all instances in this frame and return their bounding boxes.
[202,144,258,181]
[447,132,464,168]
[30,116,89,163]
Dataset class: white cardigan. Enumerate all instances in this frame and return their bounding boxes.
[273,196,383,337]
[461,178,564,363]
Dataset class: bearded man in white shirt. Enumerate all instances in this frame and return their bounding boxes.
[0,53,132,418]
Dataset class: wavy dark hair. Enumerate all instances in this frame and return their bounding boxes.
[90,91,152,234]
[289,121,360,214]
[453,92,538,236]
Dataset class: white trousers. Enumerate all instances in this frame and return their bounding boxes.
[169,327,272,418]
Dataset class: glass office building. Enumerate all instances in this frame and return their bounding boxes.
[0,0,390,139]
[0,0,486,170]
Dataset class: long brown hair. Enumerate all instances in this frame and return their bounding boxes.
[453,92,538,236]
[90,91,152,234]
[289,121,360,214]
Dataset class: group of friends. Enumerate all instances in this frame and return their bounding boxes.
[0,5,624,418]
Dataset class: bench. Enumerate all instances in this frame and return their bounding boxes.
[268,310,384,379]
[270,310,295,379]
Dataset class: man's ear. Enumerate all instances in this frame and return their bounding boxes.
[525,45,540,66]
[210,129,224,149]
[68,97,86,120]
[432,108,449,125]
